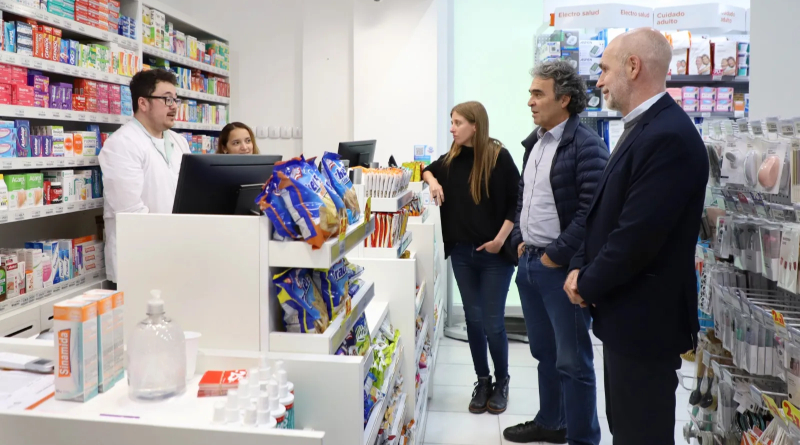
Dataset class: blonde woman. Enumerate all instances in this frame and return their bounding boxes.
[422,101,520,415]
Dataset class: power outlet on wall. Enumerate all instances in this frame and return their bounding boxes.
[256,126,269,139]
[268,126,279,139]
[280,127,292,139]
[293,127,302,139]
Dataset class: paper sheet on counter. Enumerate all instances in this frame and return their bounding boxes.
[0,370,54,411]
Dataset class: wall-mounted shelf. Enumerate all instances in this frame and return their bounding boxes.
[143,45,230,77]
[0,198,104,225]
[0,52,131,85]
[0,156,98,171]
[176,88,230,105]
[0,104,132,124]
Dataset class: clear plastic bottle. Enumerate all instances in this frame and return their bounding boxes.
[127,290,186,400]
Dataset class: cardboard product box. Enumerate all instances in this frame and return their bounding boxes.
[4,174,26,209]
[25,173,43,207]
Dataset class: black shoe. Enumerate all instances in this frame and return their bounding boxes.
[503,421,567,444]
[469,376,492,414]
[487,376,509,414]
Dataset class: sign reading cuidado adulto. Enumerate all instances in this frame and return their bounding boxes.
[553,4,653,30]
[652,3,746,31]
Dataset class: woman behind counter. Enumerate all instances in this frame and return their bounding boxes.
[218,122,260,154]
[422,101,520,415]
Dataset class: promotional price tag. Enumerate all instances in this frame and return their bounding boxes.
[764,394,784,420]
[773,309,787,328]
[784,400,800,428]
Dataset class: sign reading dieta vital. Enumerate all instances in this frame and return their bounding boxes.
[553,4,653,29]
[653,3,747,31]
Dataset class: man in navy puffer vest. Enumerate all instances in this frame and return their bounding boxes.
[504,60,608,445]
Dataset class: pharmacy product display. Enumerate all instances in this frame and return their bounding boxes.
[2,166,103,211]
[668,86,745,114]
[0,233,101,301]
[1,120,115,161]
[176,131,218,154]
[141,6,229,72]
[1,13,139,78]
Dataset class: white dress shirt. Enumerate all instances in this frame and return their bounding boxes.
[99,119,191,282]
[623,92,667,124]
[521,118,568,247]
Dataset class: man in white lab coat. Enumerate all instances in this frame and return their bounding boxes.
[99,69,191,285]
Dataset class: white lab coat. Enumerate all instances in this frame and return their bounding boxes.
[99,119,191,282]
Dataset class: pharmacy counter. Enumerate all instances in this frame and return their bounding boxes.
[0,343,325,445]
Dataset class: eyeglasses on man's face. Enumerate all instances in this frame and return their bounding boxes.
[146,95,182,107]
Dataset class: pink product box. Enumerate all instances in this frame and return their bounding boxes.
[700,87,716,100]
[699,99,715,112]
[716,99,733,112]
[717,87,734,101]
[682,87,699,100]
[683,99,699,112]
[31,75,50,95]
[34,92,49,108]
[97,98,109,113]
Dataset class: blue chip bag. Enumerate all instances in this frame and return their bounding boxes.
[348,278,365,298]
[276,171,339,248]
[313,259,351,321]
[343,313,371,356]
[321,152,361,223]
[273,268,330,333]
[305,156,347,216]
[257,179,300,240]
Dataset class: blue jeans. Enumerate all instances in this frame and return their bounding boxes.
[517,247,600,445]
[450,243,514,381]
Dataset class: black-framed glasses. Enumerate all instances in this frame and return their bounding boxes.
[145,95,182,107]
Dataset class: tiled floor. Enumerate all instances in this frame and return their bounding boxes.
[423,332,696,445]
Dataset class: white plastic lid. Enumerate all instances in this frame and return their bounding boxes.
[258,392,270,411]
[257,410,276,427]
[147,290,165,315]
[268,380,279,398]
[213,402,226,424]
[259,366,271,383]
[225,407,239,424]
[259,353,269,369]
[244,406,257,426]
[226,389,238,409]
[239,378,249,396]
[278,370,291,398]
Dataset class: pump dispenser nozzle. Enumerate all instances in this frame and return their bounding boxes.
[147,289,165,315]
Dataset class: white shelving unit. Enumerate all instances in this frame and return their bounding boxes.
[0,156,98,170]
[176,88,230,105]
[370,189,414,213]
[142,44,230,77]
[0,52,131,85]
[0,198,104,224]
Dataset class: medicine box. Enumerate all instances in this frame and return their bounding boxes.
[78,293,115,392]
[0,120,15,158]
[54,299,99,402]
[5,174,26,209]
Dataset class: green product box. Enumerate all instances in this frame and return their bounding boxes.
[25,173,43,208]
[5,174,26,209]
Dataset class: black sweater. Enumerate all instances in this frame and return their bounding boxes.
[423,146,521,265]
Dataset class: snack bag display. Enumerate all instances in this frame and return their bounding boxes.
[344,258,365,281]
[363,372,381,428]
[321,152,361,224]
[342,313,371,356]
[304,156,348,220]
[275,161,341,248]
[256,180,300,240]
[273,268,330,333]
[313,259,351,321]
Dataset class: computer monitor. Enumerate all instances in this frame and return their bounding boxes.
[173,154,282,215]
[338,140,376,168]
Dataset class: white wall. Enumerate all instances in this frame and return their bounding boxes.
[749,0,797,120]
[352,0,450,165]
[160,0,303,158]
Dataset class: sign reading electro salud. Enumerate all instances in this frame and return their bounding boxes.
[652,3,746,32]
[553,4,653,30]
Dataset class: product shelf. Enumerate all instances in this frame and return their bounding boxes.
[415,281,426,317]
[580,110,742,119]
[387,393,407,445]
[0,267,105,316]
[268,281,375,355]
[579,111,621,118]
[407,182,426,193]
[0,197,103,225]
[414,316,428,369]
[362,231,412,259]
[172,121,226,131]
[176,88,231,105]
[370,189,414,213]
[0,103,132,124]
[143,44,230,77]
[580,74,749,84]
[268,217,376,269]
[0,156,98,171]
[0,51,131,85]
[364,340,404,445]
[0,0,140,51]
[413,370,430,432]
[407,207,428,225]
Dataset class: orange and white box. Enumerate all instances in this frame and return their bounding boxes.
[85,289,124,384]
[79,292,115,392]
[54,299,99,402]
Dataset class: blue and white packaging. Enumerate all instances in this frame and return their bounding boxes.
[54,239,73,284]
[15,120,30,158]
[0,120,16,158]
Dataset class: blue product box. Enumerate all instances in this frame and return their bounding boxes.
[91,168,102,198]
[31,135,42,157]
[87,124,101,153]
[43,135,53,157]
[0,120,16,158]
[68,40,78,66]
[60,40,69,64]
[54,239,73,284]
[15,120,30,157]
[4,22,15,53]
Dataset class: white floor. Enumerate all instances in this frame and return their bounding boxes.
[423,331,697,445]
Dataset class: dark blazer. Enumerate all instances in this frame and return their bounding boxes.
[510,114,609,267]
[569,94,709,358]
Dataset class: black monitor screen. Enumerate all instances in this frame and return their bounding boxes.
[173,154,282,215]
[338,140,376,168]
